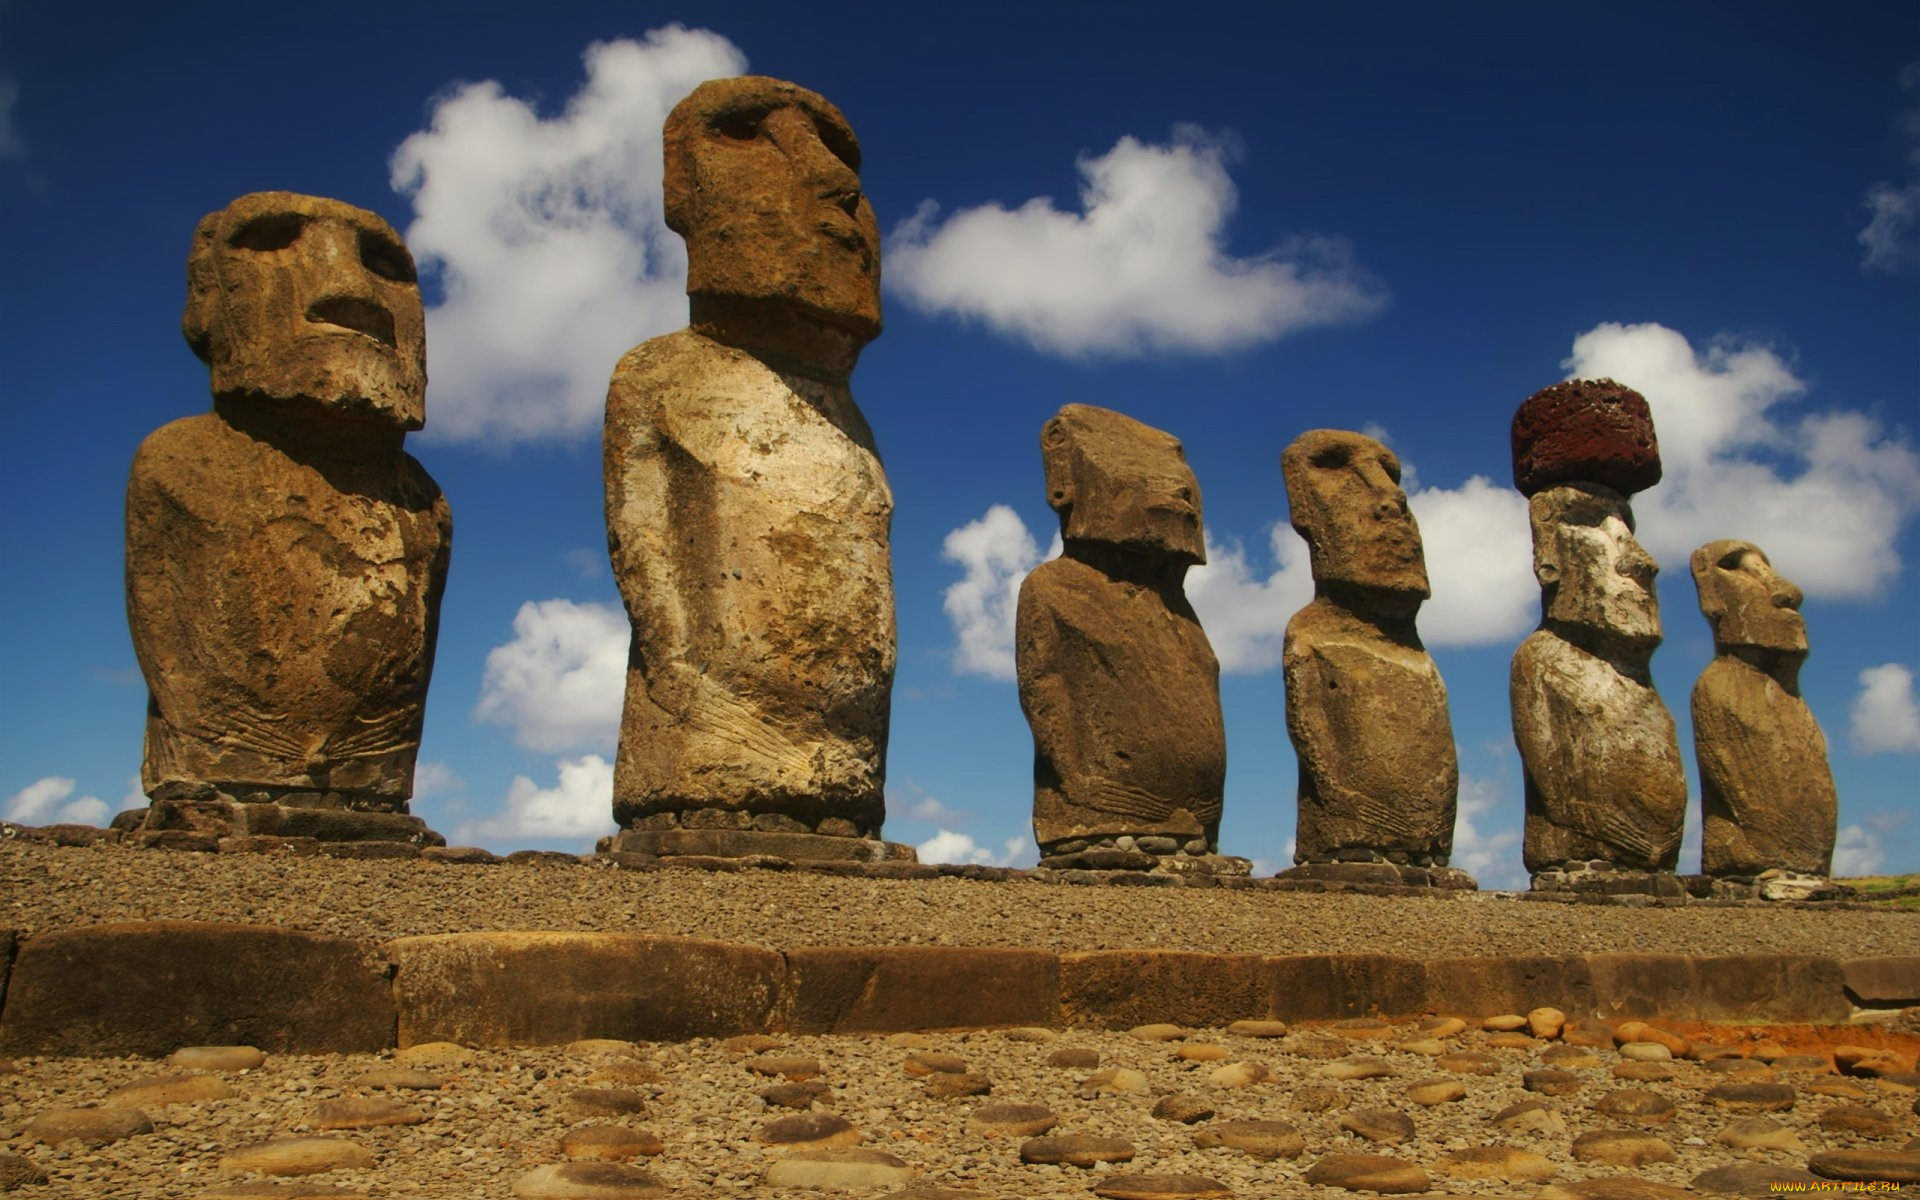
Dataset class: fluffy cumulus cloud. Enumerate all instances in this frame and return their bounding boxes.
[1851,663,1920,754]
[1832,823,1886,878]
[1860,62,1920,272]
[1407,477,1535,646]
[475,599,628,754]
[1182,524,1313,674]
[454,755,617,848]
[941,505,1056,681]
[4,776,108,827]
[887,126,1386,358]
[1450,771,1524,890]
[390,28,746,443]
[1566,322,1920,598]
[916,829,1037,868]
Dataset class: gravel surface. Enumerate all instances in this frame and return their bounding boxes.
[4,841,1918,958]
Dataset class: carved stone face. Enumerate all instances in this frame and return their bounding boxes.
[1282,429,1429,598]
[184,192,426,429]
[1691,539,1807,654]
[1043,404,1205,566]
[1530,484,1661,647]
[664,76,881,343]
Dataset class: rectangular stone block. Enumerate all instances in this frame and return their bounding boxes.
[1842,956,1920,1007]
[1695,955,1849,1023]
[1424,956,1595,1017]
[1267,954,1427,1021]
[0,921,394,1056]
[1584,953,1697,1021]
[389,932,782,1047]
[786,946,1059,1033]
[1059,951,1270,1029]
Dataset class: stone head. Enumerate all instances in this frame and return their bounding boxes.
[664,76,881,346]
[1691,539,1807,655]
[1512,378,1662,498]
[1529,483,1661,647]
[1042,404,1205,566]
[1281,429,1429,601]
[183,191,426,430]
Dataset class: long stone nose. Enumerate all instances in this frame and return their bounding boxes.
[764,107,861,212]
[1619,537,1658,584]
[302,219,395,345]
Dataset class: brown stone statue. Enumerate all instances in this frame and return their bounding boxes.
[1509,380,1686,893]
[1690,539,1837,884]
[1016,405,1239,875]
[124,192,450,843]
[1278,430,1469,888]
[602,77,905,861]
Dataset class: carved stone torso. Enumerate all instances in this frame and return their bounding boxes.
[1016,556,1224,848]
[1511,630,1686,872]
[1693,656,1837,877]
[1283,600,1457,860]
[125,411,450,806]
[603,329,894,830]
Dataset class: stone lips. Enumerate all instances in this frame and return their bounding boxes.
[1511,378,1663,497]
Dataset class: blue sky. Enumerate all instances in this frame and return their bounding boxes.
[2,1,1916,886]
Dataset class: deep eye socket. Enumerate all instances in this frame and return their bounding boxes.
[1310,446,1350,470]
[713,108,765,142]
[228,213,308,252]
[1377,454,1402,485]
[815,121,861,173]
[358,231,416,284]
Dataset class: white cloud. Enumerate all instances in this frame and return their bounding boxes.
[1450,771,1524,890]
[1851,663,1920,754]
[455,754,617,848]
[886,126,1386,358]
[887,780,964,824]
[390,28,747,443]
[475,599,628,754]
[0,73,23,159]
[412,760,465,803]
[1859,62,1920,272]
[1406,476,1536,647]
[1832,823,1886,878]
[917,828,1037,868]
[1184,523,1313,674]
[1565,322,1920,599]
[4,776,109,827]
[942,505,1054,680]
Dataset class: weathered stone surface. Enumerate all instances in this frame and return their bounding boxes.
[1844,957,1920,1006]
[1019,404,1222,852]
[221,1137,374,1176]
[1302,1154,1430,1193]
[513,1162,671,1198]
[106,1072,237,1107]
[1280,430,1458,868]
[23,1106,152,1146]
[1191,1119,1304,1159]
[1082,1066,1152,1095]
[1707,1081,1796,1111]
[1020,1135,1136,1166]
[0,922,393,1056]
[1570,1129,1675,1166]
[559,1124,665,1160]
[1511,378,1662,498]
[1339,1109,1414,1144]
[1690,540,1837,876]
[969,1103,1057,1137]
[1809,1149,1920,1183]
[764,1149,913,1190]
[388,933,782,1046]
[1820,1104,1906,1136]
[787,946,1058,1033]
[0,1154,49,1190]
[1267,954,1427,1021]
[129,191,448,815]
[606,77,892,839]
[1538,1183,1691,1200]
[563,1090,650,1119]
[1405,1077,1468,1104]
[198,1184,369,1199]
[1513,479,1684,876]
[1433,1145,1555,1181]
[314,1097,426,1129]
[1593,1088,1677,1123]
[1423,955,1594,1017]
[172,1044,270,1071]
[602,829,912,862]
[1692,1162,1823,1192]
[758,1113,859,1148]
[1060,951,1266,1029]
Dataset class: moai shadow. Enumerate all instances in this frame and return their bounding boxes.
[124,192,450,847]
[601,77,910,863]
[1017,405,1243,877]
[1691,539,1841,900]
[1509,380,1686,896]
[1277,430,1474,890]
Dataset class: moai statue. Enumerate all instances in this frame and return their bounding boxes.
[1016,404,1242,875]
[1510,379,1687,895]
[602,77,908,862]
[1278,430,1472,889]
[1691,539,1839,895]
[124,192,450,845]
